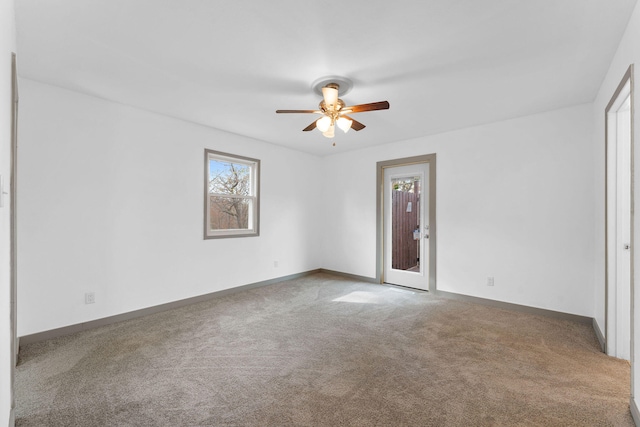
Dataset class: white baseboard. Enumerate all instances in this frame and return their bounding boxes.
[630,397,640,427]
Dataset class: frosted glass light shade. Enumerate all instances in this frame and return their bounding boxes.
[337,117,353,133]
[322,124,335,138]
[316,116,332,132]
[322,86,339,109]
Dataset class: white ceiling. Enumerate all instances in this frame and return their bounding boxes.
[15,0,637,156]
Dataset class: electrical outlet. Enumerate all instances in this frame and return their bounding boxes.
[487,277,494,287]
[274,261,279,268]
[85,292,95,304]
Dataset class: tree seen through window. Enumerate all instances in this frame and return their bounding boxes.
[205,150,260,238]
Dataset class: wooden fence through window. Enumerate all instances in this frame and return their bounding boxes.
[392,190,420,270]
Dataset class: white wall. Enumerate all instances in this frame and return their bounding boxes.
[592,0,640,416]
[0,0,16,424]
[322,104,595,317]
[17,79,322,336]
[17,79,597,334]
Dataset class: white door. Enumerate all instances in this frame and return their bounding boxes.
[383,163,429,290]
[606,80,631,361]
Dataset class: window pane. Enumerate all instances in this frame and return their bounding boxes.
[209,196,252,230]
[208,160,251,197]
[205,150,259,239]
[391,177,418,193]
[391,176,421,271]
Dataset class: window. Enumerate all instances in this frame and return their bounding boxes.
[204,150,260,238]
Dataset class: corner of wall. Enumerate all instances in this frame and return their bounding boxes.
[592,318,606,352]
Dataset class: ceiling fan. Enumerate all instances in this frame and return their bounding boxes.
[276,81,390,144]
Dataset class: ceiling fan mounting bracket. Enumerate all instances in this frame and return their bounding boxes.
[312,76,353,97]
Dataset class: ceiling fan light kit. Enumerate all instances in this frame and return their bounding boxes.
[337,117,353,133]
[322,124,335,138]
[316,115,332,132]
[276,77,390,146]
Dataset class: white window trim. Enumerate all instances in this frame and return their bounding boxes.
[204,149,260,239]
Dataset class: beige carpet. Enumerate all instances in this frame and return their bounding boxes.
[16,273,633,426]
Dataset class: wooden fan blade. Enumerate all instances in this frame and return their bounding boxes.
[342,115,366,131]
[342,101,390,114]
[276,109,321,114]
[302,121,317,132]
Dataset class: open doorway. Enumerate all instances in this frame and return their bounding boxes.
[606,65,633,362]
[377,154,436,291]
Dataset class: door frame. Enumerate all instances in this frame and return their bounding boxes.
[605,64,634,361]
[377,154,437,291]
[10,51,19,424]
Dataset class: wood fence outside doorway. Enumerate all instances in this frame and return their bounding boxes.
[391,190,419,270]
